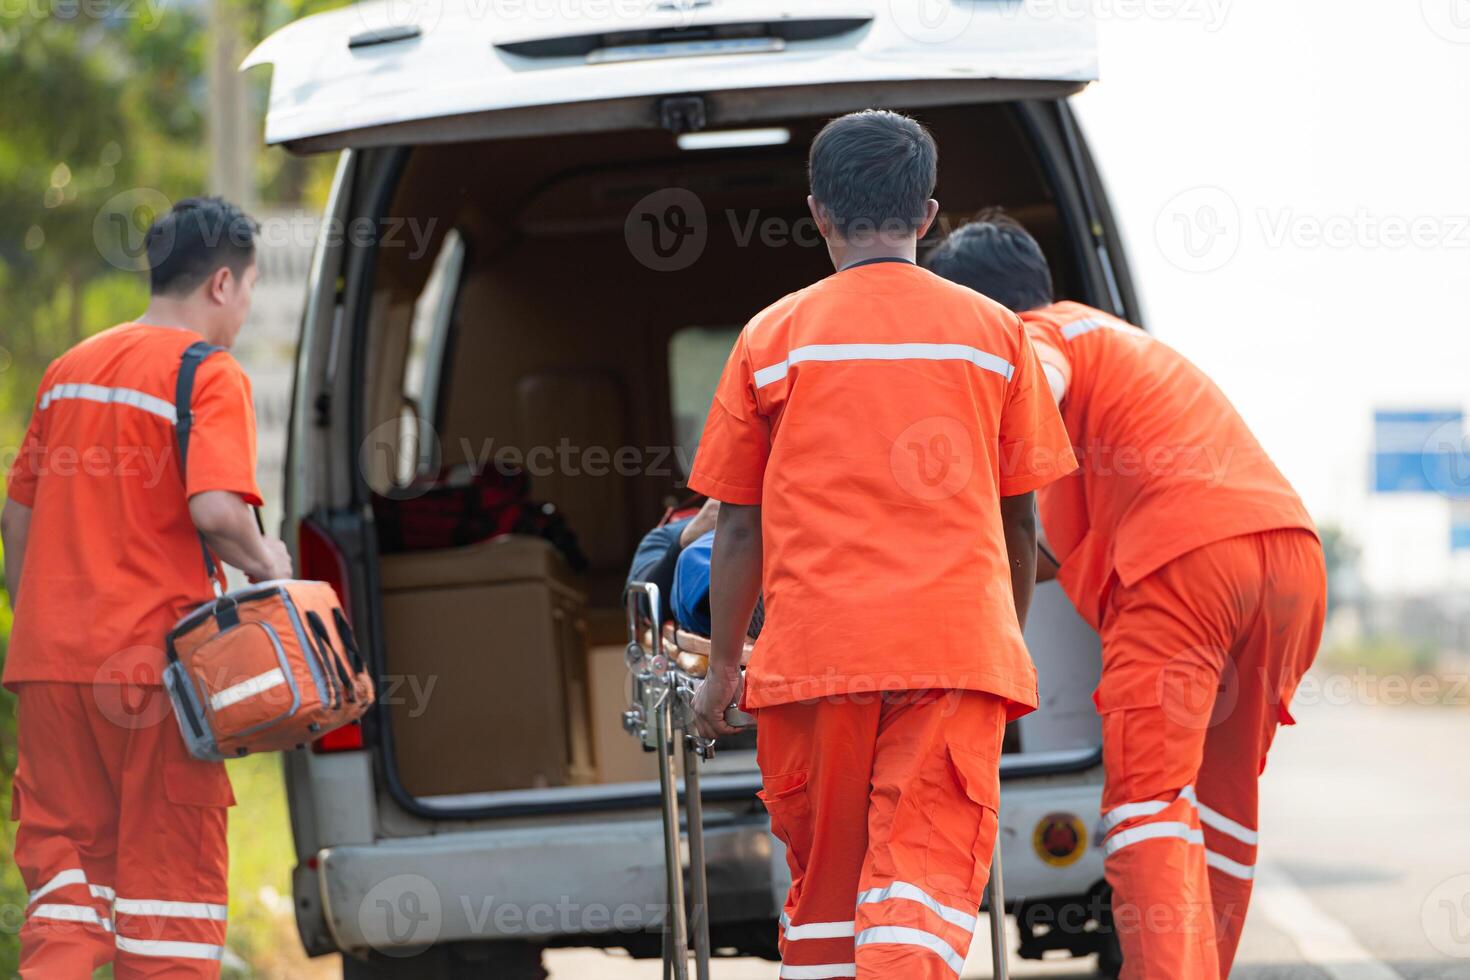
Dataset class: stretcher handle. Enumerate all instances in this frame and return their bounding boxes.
[987,832,1009,979]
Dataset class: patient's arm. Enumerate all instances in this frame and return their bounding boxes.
[680,498,721,546]
[691,501,762,738]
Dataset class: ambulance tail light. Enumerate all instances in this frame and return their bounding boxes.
[313,722,364,753]
[298,517,351,617]
[298,517,368,755]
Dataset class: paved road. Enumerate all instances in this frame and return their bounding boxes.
[543,693,1470,979]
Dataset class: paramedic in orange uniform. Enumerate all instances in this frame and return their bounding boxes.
[926,211,1326,979]
[688,112,1077,979]
[1,197,293,978]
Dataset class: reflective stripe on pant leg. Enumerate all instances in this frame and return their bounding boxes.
[1101,786,1257,879]
[759,698,879,980]
[1197,795,1258,975]
[1100,711,1219,980]
[777,913,857,979]
[854,880,975,977]
[115,937,225,961]
[1102,800,1218,980]
[1196,797,1257,882]
[856,691,1006,978]
[113,897,229,970]
[113,690,233,978]
[13,684,122,979]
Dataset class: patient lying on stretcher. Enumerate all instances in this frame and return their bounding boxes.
[627,498,761,677]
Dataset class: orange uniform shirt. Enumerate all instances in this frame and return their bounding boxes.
[4,323,263,688]
[688,260,1077,716]
[1022,301,1315,630]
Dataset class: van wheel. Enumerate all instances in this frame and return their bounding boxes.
[343,942,547,979]
[1096,935,1123,979]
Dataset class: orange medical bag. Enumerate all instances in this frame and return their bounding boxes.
[166,579,373,759]
[162,341,373,759]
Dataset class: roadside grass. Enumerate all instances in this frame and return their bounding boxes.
[1319,636,1440,676]
[1315,637,1469,708]
[221,753,337,980]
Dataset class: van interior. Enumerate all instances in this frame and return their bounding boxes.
[357,101,1102,806]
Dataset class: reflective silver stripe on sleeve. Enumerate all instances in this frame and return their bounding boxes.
[855,925,965,975]
[208,668,287,710]
[753,343,1015,388]
[1060,316,1110,340]
[38,383,177,423]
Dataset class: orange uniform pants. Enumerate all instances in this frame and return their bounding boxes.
[1096,529,1325,979]
[755,689,1008,979]
[12,682,234,978]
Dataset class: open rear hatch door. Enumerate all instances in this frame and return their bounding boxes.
[243,0,1097,152]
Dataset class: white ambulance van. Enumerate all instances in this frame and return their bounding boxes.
[246,1,1136,974]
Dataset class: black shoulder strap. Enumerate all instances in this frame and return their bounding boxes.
[176,341,225,589]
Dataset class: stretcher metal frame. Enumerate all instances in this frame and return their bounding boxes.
[623,580,1011,979]
[623,581,714,980]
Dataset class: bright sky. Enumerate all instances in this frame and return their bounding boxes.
[1071,0,1470,592]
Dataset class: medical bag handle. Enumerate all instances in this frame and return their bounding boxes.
[175,341,265,596]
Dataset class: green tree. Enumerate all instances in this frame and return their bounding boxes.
[1318,523,1363,612]
[0,1,349,967]
[0,535,16,978]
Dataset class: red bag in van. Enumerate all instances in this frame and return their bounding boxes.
[162,341,373,760]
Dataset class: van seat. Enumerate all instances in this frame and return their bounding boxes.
[514,371,631,573]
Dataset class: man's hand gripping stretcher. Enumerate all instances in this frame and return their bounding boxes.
[624,497,760,745]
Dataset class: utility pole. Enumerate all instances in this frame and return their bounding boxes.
[206,0,254,208]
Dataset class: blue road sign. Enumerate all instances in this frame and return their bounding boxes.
[1373,409,1470,497]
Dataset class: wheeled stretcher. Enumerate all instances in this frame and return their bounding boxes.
[622,580,1012,979]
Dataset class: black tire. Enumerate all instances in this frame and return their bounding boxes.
[342,942,546,980]
[1096,933,1123,979]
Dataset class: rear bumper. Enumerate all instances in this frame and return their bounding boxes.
[314,760,1104,955]
[318,810,779,954]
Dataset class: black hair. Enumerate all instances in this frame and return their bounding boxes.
[145,196,258,296]
[923,208,1054,312]
[808,109,937,238]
